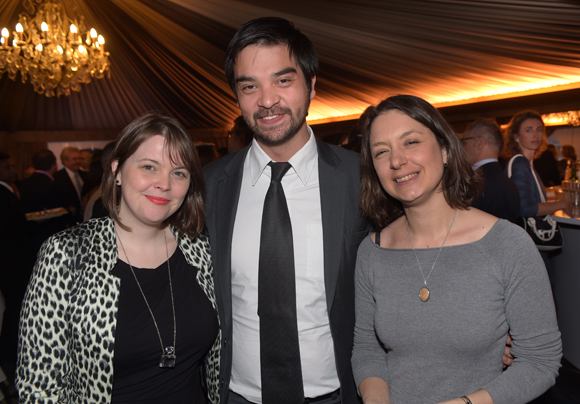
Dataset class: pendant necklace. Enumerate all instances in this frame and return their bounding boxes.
[117,228,177,368]
[405,208,457,302]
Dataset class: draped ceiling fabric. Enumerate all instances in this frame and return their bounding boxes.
[1,0,580,133]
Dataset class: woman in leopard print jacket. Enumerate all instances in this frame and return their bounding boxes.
[16,114,221,404]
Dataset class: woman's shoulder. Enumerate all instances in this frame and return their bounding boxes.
[45,216,114,249]
[509,154,531,171]
[176,230,212,267]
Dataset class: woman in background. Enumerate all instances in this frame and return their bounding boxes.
[352,95,561,404]
[504,111,571,217]
[16,113,220,404]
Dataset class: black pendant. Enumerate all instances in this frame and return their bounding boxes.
[159,346,176,368]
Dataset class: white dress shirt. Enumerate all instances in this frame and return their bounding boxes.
[64,166,83,200]
[229,128,339,403]
[473,158,498,170]
[0,181,14,193]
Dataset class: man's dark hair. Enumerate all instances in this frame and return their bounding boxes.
[31,149,57,171]
[465,118,503,154]
[224,17,319,97]
[0,152,9,163]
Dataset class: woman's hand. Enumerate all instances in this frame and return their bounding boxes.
[359,377,391,404]
[503,334,514,369]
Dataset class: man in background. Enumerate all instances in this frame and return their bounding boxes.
[19,149,66,255]
[53,147,89,225]
[0,153,35,389]
[461,118,520,222]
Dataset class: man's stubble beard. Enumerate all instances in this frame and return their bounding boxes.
[245,97,311,148]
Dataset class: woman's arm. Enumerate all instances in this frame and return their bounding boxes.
[509,157,540,217]
[536,200,572,216]
[478,225,561,404]
[15,236,73,403]
[359,377,391,404]
[351,239,390,401]
[510,157,573,216]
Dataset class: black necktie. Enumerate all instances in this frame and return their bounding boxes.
[258,162,304,404]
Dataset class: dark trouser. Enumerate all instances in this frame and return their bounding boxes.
[227,389,341,404]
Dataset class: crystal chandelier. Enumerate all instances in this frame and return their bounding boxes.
[0,0,110,97]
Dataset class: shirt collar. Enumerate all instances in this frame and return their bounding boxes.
[248,125,318,186]
[64,166,77,178]
[35,170,54,181]
[0,181,14,193]
[472,158,498,170]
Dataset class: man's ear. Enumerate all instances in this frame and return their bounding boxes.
[309,76,317,100]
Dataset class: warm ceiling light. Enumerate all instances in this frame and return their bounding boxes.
[0,0,110,96]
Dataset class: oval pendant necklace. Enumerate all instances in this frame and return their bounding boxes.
[405,208,457,302]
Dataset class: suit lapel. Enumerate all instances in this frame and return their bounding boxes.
[213,148,248,315]
[317,140,347,311]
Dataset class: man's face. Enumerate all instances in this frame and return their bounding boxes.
[79,150,92,171]
[460,130,480,166]
[63,151,81,172]
[233,44,315,148]
[0,158,17,183]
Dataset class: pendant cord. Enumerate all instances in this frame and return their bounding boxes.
[116,228,177,357]
[406,208,457,287]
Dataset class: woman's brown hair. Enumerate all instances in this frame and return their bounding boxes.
[102,113,206,240]
[360,95,483,229]
[503,110,546,160]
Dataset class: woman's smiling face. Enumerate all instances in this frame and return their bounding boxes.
[369,109,447,208]
[113,135,191,229]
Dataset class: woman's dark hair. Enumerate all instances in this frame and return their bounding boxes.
[360,95,483,229]
[562,145,577,161]
[503,110,546,159]
[224,17,319,97]
[102,113,205,240]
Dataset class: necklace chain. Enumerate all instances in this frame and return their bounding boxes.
[405,208,457,300]
[116,228,177,364]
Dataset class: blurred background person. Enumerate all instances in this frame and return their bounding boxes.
[195,143,221,167]
[534,143,561,187]
[79,149,94,172]
[559,144,577,181]
[226,115,253,155]
[16,114,220,404]
[461,118,520,222]
[503,110,572,282]
[341,105,374,153]
[19,149,67,257]
[85,142,115,221]
[0,153,35,395]
[54,147,90,225]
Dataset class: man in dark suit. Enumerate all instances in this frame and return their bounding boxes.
[204,17,368,404]
[19,149,66,255]
[53,147,89,225]
[461,118,520,222]
[0,153,35,384]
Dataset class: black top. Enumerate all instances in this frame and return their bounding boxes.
[111,248,219,404]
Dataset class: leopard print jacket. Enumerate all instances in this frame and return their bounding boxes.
[16,217,221,404]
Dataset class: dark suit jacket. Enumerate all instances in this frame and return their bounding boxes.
[203,140,368,404]
[19,172,67,255]
[19,172,63,213]
[472,161,520,223]
[53,168,89,225]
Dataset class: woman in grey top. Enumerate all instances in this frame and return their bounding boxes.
[352,95,561,404]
